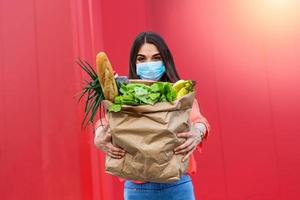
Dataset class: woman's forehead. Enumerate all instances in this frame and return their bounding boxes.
[138,43,160,55]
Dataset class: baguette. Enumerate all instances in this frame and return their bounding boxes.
[96,52,119,101]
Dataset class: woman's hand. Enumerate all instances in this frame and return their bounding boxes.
[94,125,126,159]
[174,124,205,162]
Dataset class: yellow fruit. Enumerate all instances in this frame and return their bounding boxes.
[177,87,189,99]
[173,80,188,93]
[184,80,193,91]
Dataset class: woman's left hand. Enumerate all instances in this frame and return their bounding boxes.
[174,126,203,162]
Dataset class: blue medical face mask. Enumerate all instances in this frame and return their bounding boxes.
[136,61,166,81]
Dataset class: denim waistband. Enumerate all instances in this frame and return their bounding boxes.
[124,174,192,190]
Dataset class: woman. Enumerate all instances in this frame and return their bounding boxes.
[94,32,210,200]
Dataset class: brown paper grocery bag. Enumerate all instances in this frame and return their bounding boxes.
[102,90,195,183]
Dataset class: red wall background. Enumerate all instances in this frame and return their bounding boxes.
[1,0,300,200]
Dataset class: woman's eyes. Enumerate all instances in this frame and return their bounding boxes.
[153,56,162,61]
[137,57,145,62]
[136,55,162,62]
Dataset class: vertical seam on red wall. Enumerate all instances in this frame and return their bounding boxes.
[32,0,44,197]
[87,1,102,199]
[70,1,89,200]
[0,0,5,134]
[208,0,229,199]
[261,42,282,200]
[144,0,150,30]
[88,0,96,56]
[70,0,95,199]
[87,1,105,200]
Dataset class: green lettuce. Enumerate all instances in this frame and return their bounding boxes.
[108,82,177,112]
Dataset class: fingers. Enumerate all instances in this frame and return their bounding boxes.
[109,143,126,154]
[94,126,126,159]
[182,145,197,162]
[107,151,123,159]
[174,139,194,154]
[106,143,126,159]
[176,132,193,138]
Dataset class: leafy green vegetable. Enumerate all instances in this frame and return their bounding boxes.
[74,58,104,129]
[109,104,122,112]
[164,83,177,102]
[109,82,177,112]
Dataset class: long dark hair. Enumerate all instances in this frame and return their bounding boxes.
[128,32,181,83]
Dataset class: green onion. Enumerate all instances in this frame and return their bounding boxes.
[74,58,105,130]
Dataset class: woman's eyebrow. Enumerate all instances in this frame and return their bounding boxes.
[137,54,145,57]
[152,53,161,57]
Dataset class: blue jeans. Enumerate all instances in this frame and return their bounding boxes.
[124,175,195,200]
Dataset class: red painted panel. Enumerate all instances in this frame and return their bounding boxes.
[0,1,43,199]
[265,41,300,199]
[33,0,82,199]
[0,0,84,199]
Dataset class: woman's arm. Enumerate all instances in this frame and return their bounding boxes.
[94,118,126,159]
[174,98,210,161]
[190,98,210,140]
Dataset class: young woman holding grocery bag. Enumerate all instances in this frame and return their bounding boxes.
[94,32,210,200]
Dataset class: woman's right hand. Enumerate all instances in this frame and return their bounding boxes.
[94,125,126,159]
